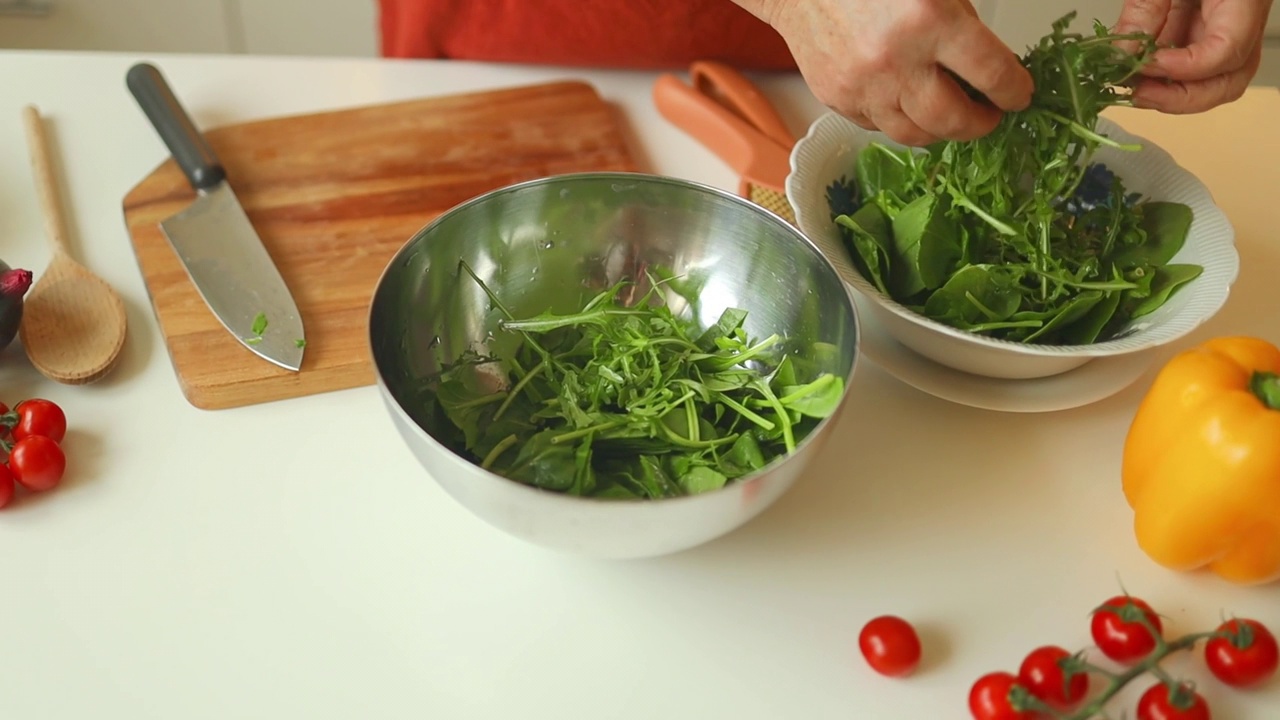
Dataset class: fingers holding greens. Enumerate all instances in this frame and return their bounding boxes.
[935,15,1035,113]
[826,13,1202,346]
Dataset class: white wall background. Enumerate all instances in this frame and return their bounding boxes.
[0,0,379,56]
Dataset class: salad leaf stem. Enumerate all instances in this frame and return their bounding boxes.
[715,392,777,431]
[493,361,545,421]
[1038,109,1143,151]
[481,434,519,469]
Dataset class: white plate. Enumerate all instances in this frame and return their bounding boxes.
[852,292,1159,413]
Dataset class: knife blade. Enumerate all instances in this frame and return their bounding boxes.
[125,62,305,372]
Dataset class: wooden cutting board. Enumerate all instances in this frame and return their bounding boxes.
[122,80,642,410]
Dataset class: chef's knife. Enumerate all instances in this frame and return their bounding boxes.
[125,62,305,372]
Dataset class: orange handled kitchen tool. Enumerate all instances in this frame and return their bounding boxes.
[653,60,797,223]
[688,60,795,150]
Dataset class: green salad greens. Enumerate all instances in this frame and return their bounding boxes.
[826,13,1202,345]
[416,262,845,500]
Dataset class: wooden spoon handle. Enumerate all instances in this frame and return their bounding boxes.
[22,105,73,258]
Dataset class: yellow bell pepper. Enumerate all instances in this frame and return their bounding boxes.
[1122,335,1280,586]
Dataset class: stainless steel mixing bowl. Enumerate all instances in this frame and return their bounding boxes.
[369,172,860,558]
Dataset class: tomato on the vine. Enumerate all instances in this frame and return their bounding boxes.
[1017,645,1088,711]
[969,671,1037,720]
[1091,595,1163,664]
[1136,681,1211,720]
[858,615,922,677]
[11,398,66,443]
[1204,618,1279,689]
[0,463,14,508]
[9,435,65,491]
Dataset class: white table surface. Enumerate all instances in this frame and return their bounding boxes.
[0,49,1277,720]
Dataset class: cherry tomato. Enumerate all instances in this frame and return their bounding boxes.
[1205,618,1279,689]
[1091,595,1163,664]
[1136,681,1211,720]
[858,615,922,677]
[0,401,9,437]
[969,671,1037,720]
[1018,645,1088,711]
[0,463,14,508]
[12,398,66,443]
[8,435,65,491]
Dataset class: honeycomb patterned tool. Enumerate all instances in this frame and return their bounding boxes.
[747,181,795,225]
[653,60,798,226]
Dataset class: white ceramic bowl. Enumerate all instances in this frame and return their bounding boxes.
[785,111,1239,380]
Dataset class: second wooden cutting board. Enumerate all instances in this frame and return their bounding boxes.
[122,79,642,410]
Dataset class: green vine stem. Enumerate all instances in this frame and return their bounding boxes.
[0,409,17,458]
[1008,598,1243,719]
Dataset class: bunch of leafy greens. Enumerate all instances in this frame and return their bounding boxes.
[416,261,845,500]
[826,13,1202,345]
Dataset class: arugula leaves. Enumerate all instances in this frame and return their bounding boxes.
[828,13,1203,345]
[420,261,845,499]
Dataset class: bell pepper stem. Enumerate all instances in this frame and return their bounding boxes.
[1250,371,1280,410]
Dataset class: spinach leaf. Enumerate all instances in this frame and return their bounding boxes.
[1128,264,1203,318]
[695,307,748,351]
[1022,290,1105,343]
[888,193,962,298]
[835,202,893,295]
[769,355,798,389]
[436,377,505,450]
[1111,201,1194,268]
[777,374,846,419]
[720,432,766,478]
[1059,288,1122,344]
[680,466,728,495]
[504,431,578,491]
[636,465,677,498]
[593,481,642,499]
[856,143,914,201]
[922,264,1022,328]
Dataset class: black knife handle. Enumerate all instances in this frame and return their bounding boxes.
[126,62,226,191]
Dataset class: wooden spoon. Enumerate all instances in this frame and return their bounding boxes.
[18,105,127,384]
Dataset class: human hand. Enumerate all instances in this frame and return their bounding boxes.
[741,0,1033,146]
[1114,0,1275,113]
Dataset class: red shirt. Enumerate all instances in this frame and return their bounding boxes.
[377,0,798,70]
